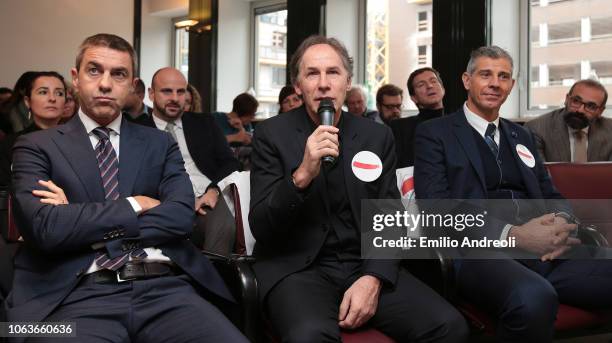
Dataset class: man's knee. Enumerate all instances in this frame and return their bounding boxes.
[416,308,469,343]
[501,279,558,334]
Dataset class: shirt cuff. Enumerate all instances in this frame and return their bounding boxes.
[500,224,513,241]
[127,197,142,215]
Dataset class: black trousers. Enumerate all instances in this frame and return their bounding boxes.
[266,259,468,343]
[26,274,248,343]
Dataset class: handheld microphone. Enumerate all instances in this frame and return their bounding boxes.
[318,99,336,164]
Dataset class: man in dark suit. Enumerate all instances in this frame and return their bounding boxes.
[135,67,240,255]
[249,35,468,343]
[389,67,445,168]
[7,33,247,343]
[122,78,152,122]
[414,46,612,342]
[525,79,612,162]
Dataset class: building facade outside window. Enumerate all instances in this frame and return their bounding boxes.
[365,0,433,111]
[528,0,612,112]
[253,4,287,117]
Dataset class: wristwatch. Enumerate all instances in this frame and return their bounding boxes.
[554,212,580,225]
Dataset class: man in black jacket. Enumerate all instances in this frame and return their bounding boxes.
[137,67,240,255]
[390,67,445,167]
[249,35,467,343]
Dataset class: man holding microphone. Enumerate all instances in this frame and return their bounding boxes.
[249,35,467,343]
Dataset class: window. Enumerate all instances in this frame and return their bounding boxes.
[417,45,427,65]
[253,3,287,118]
[173,19,190,81]
[365,0,433,111]
[418,11,428,32]
[524,0,612,114]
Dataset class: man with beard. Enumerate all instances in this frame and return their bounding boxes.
[525,79,612,162]
[137,67,240,255]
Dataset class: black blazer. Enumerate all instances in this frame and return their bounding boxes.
[135,112,240,187]
[249,107,401,300]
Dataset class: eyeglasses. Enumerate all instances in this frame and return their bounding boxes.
[568,95,602,113]
[381,103,402,110]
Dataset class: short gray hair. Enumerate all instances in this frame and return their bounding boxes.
[466,46,513,75]
[346,85,367,102]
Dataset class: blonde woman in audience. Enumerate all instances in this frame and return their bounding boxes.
[61,83,79,123]
[185,83,203,113]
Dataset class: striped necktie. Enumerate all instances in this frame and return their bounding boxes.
[484,123,499,157]
[92,127,146,270]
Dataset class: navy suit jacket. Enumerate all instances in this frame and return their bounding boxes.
[7,115,233,325]
[135,112,240,188]
[249,107,401,300]
[413,108,567,238]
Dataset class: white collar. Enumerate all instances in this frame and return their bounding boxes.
[78,109,122,135]
[152,113,183,130]
[463,102,500,137]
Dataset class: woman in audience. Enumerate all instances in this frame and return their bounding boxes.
[277,85,302,114]
[4,71,37,134]
[185,83,203,113]
[60,83,79,123]
[0,71,66,186]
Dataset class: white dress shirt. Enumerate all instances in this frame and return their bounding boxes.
[152,114,212,197]
[79,111,170,275]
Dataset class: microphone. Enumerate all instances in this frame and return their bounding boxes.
[318,99,336,164]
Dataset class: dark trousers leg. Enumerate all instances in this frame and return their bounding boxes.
[544,259,612,309]
[28,275,247,343]
[266,267,342,343]
[132,275,248,343]
[193,195,236,256]
[370,270,469,343]
[456,259,558,343]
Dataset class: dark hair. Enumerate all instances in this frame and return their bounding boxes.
[568,79,608,108]
[75,33,137,75]
[289,35,353,85]
[407,67,444,96]
[278,85,296,105]
[232,93,258,117]
[25,71,66,98]
[0,87,12,95]
[376,84,403,105]
[134,78,145,94]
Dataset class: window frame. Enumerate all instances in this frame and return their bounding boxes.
[172,16,190,82]
[250,0,288,117]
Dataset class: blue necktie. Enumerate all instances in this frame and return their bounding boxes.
[92,127,146,270]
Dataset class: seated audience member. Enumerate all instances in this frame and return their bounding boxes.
[525,79,612,162]
[375,83,403,125]
[0,87,11,107]
[249,34,468,343]
[8,33,247,343]
[185,83,203,113]
[213,92,257,146]
[389,67,446,167]
[0,87,13,135]
[5,71,37,133]
[122,78,151,121]
[414,45,612,342]
[0,71,66,186]
[278,85,303,114]
[345,85,382,123]
[214,93,257,170]
[60,83,79,123]
[134,67,240,255]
